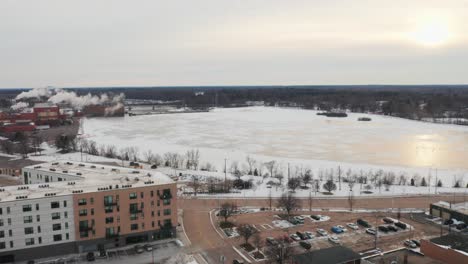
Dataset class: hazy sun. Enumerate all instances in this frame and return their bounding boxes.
[410,21,451,47]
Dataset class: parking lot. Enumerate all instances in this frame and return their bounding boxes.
[225,210,440,254]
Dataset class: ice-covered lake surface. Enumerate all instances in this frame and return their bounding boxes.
[83,107,468,172]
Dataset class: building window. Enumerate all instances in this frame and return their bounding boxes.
[64,212,68,218]
[24,227,34,235]
[130,214,138,221]
[129,203,138,213]
[63,201,67,207]
[78,199,87,206]
[152,221,155,228]
[130,224,138,231]
[0,208,2,215]
[8,230,12,237]
[6,207,10,214]
[163,199,171,206]
[105,217,114,224]
[65,222,69,229]
[150,191,154,197]
[0,220,3,227]
[7,218,11,225]
[140,192,144,198]
[90,197,94,204]
[66,233,69,240]
[25,238,35,246]
[105,206,113,213]
[157,200,160,206]
[53,234,62,242]
[52,223,61,231]
[36,204,39,210]
[9,241,13,248]
[79,209,87,216]
[91,208,94,215]
[104,196,114,206]
[164,209,171,216]
[151,211,154,217]
[36,215,40,222]
[38,237,42,244]
[51,212,60,220]
[23,216,33,223]
[129,193,137,199]
[23,204,32,212]
[0,231,4,238]
[51,201,60,209]
[37,226,41,233]
[157,210,160,216]
[0,242,5,249]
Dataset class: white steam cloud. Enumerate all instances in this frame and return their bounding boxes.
[10,102,29,111]
[13,87,125,110]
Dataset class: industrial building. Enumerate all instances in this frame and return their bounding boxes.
[430,201,468,223]
[0,161,177,263]
[421,233,468,264]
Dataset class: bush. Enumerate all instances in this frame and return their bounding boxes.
[219,221,235,229]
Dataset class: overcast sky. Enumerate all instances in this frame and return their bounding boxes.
[1,0,467,88]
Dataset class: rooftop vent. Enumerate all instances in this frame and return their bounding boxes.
[38,184,50,188]
[76,173,82,176]
[72,190,83,194]
[67,182,76,185]
[144,181,155,184]
[16,196,28,199]
[49,168,56,172]
[66,162,73,165]
[78,164,85,167]
[122,184,133,188]
[132,171,140,174]
[52,162,59,165]
[17,186,29,190]
[90,165,96,169]
[0,189,5,192]
[62,170,68,173]
[97,187,110,191]
[44,193,57,197]
[33,166,41,169]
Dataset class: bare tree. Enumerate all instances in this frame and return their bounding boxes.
[264,238,294,264]
[105,145,117,158]
[237,224,258,245]
[188,175,202,196]
[252,232,263,251]
[0,140,14,154]
[348,191,355,211]
[302,170,312,188]
[323,180,337,194]
[219,202,236,223]
[246,155,256,175]
[287,177,301,192]
[153,154,163,167]
[18,136,30,158]
[143,150,155,164]
[31,135,43,155]
[88,140,99,155]
[277,192,300,219]
[185,149,200,170]
[264,160,277,177]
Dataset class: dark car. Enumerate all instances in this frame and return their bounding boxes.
[134,245,144,254]
[311,215,321,221]
[151,164,158,169]
[233,259,244,264]
[357,219,371,228]
[395,222,407,229]
[299,241,312,250]
[411,239,421,247]
[86,252,95,262]
[383,217,394,224]
[387,225,398,232]
[296,231,307,240]
[378,225,389,233]
[443,219,453,225]
[456,223,467,230]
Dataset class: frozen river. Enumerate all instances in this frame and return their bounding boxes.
[83,107,468,171]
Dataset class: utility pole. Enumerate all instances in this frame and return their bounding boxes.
[287,163,290,182]
[224,158,227,192]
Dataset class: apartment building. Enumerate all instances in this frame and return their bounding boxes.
[0,161,177,263]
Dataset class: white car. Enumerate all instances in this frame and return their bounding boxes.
[317,228,328,236]
[347,223,359,230]
[366,228,377,235]
[328,235,340,244]
[404,240,417,248]
[290,234,301,241]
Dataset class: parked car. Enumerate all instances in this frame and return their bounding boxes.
[299,241,312,250]
[443,219,454,225]
[336,225,347,232]
[395,222,407,229]
[378,225,389,233]
[266,237,278,246]
[411,240,421,247]
[86,252,95,262]
[144,244,153,251]
[357,219,371,228]
[383,217,395,224]
[304,231,315,239]
[296,231,307,240]
[290,234,301,241]
[366,228,377,235]
[293,216,305,224]
[404,240,417,248]
[328,235,340,244]
[311,215,321,221]
[387,225,398,232]
[331,226,344,234]
[317,228,328,236]
[233,259,244,264]
[347,223,359,230]
[456,223,467,230]
[134,245,144,254]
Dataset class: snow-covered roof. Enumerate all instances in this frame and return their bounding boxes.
[0,161,174,202]
[433,200,468,214]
